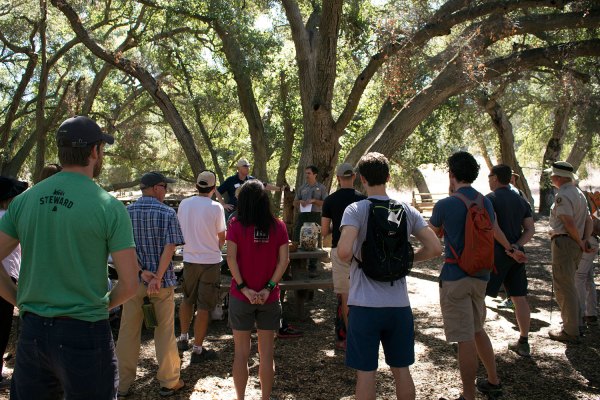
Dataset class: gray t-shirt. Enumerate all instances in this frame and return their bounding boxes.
[340,195,427,308]
[295,182,328,213]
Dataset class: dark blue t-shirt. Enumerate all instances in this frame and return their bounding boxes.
[486,186,532,261]
[321,188,366,248]
[217,174,256,208]
[430,186,496,281]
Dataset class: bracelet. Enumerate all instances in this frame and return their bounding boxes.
[265,280,277,291]
[236,281,247,291]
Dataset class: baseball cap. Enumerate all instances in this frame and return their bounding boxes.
[140,171,176,189]
[56,116,114,147]
[0,177,28,202]
[544,161,578,180]
[196,170,216,188]
[236,158,250,168]
[336,162,355,177]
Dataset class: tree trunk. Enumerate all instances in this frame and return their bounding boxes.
[539,102,572,215]
[476,92,533,205]
[411,167,432,201]
[33,0,50,183]
[273,71,295,212]
[51,0,206,176]
[566,103,598,170]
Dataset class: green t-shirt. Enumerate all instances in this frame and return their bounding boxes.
[0,171,135,321]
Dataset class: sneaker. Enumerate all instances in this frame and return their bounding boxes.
[177,336,189,351]
[476,378,503,397]
[497,298,514,310]
[508,340,531,357]
[190,348,217,363]
[277,325,303,339]
[159,379,185,397]
[548,329,580,344]
[584,316,598,327]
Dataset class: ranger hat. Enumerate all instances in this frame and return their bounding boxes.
[336,163,355,177]
[544,161,578,180]
[196,170,216,188]
[56,116,114,147]
[140,171,176,189]
[0,177,28,202]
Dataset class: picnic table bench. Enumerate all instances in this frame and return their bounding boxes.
[411,191,447,214]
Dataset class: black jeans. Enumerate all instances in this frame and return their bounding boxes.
[11,313,118,400]
[0,277,16,377]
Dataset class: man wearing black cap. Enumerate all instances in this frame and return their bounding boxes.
[545,161,594,343]
[176,170,225,363]
[116,171,185,397]
[321,163,366,350]
[0,116,141,399]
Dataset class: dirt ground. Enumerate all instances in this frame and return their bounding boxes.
[2,217,599,400]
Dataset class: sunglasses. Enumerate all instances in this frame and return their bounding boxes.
[156,184,168,189]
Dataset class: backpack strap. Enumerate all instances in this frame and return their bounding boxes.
[444,192,483,264]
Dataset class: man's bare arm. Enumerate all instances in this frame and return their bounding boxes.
[413,226,443,262]
[337,226,359,263]
[109,248,139,309]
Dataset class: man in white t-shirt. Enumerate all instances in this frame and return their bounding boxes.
[337,152,442,400]
[176,170,226,363]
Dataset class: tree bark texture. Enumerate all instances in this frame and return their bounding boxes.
[273,71,295,210]
[538,102,572,215]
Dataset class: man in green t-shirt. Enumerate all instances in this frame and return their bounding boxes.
[0,116,143,400]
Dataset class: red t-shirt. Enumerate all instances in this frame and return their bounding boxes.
[226,217,289,303]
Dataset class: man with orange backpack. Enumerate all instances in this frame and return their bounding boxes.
[429,152,523,400]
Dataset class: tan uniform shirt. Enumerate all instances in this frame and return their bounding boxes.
[549,182,589,238]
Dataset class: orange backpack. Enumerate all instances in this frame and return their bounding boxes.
[445,192,495,275]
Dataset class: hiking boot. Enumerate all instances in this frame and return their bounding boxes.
[277,325,303,339]
[584,316,598,327]
[190,348,217,363]
[497,298,514,310]
[508,340,531,357]
[476,378,503,398]
[176,336,189,351]
[548,329,580,344]
[159,379,185,397]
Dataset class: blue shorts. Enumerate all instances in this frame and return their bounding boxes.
[345,306,414,371]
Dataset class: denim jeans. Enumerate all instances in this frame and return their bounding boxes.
[11,312,118,400]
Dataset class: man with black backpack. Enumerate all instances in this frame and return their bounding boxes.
[429,151,515,400]
[337,152,441,400]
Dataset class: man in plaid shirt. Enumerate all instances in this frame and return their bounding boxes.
[115,171,185,397]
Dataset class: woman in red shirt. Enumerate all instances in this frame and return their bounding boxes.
[226,180,289,400]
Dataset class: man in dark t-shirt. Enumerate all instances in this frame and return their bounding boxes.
[216,158,283,216]
[486,164,535,357]
[321,163,366,350]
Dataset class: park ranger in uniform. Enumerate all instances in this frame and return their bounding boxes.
[546,161,594,343]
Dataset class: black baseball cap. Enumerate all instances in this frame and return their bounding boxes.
[56,116,114,148]
[140,171,176,189]
[0,177,28,202]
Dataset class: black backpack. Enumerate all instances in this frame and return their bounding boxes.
[357,199,414,284]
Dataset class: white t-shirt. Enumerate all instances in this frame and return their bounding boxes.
[0,209,21,280]
[177,196,226,264]
[340,195,427,308]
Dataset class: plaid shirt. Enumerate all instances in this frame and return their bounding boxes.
[128,196,184,288]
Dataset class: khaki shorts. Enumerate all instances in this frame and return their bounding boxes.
[330,247,350,294]
[439,277,487,342]
[181,262,221,310]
